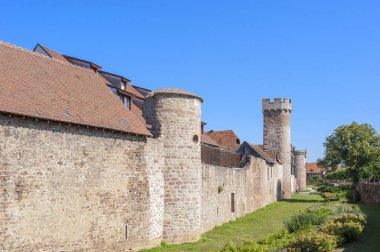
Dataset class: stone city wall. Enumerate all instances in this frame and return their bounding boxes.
[358,183,380,206]
[1,111,288,251]
[144,92,203,244]
[201,156,283,233]
[0,114,164,251]
[201,145,242,168]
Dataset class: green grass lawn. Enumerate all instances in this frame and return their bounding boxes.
[141,194,325,252]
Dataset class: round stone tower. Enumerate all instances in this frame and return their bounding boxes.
[144,88,203,243]
[262,98,292,198]
[294,150,307,192]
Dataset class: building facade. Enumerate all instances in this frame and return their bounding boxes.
[0,41,306,251]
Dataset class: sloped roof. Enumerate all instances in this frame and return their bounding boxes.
[238,141,278,164]
[306,163,322,174]
[0,41,151,136]
[249,144,277,164]
[201,134,219,147]
[35,43,147,122]
[205,130,240,152]
[36,44,71,63]
[254,145,279,163]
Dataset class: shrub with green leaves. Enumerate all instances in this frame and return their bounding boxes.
[284,208,332,233]
[257,229,296,249]
[321,192,340,201]
[288,230,339,252]
[319,220,364,244]
[331,213,366,226]
[221,240,270,252]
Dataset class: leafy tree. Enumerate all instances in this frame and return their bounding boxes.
[363,155,380,181]
[325,169,351,181]
[317,122,380,202]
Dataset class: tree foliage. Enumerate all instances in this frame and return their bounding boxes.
[317,122,380,201]
[325,169,351,181]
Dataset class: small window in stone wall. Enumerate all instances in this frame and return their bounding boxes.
[231,193,235,213]
[193,135,199,143]
[271,167,273,178]
[125,224,128,240]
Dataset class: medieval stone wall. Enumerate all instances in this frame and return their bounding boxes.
[262,98,292,198]
[0,93,299,251]
[0,114,164,251]
[201,145,242,168]
[358,183,380,206]
[201,157,282,233]
[144,91,203,244]
[294,151,307,191]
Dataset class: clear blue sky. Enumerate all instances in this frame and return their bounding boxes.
[1,0,380,162]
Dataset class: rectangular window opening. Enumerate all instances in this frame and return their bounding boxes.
[271,167,273,178]
[231,193,235,213]
[125,224,128,240]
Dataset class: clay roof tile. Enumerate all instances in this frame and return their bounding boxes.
[0,41,151,136]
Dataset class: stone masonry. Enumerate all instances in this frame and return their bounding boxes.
[262,98,292,198]
[143,89,203,243]
[0,90,306,251]
[294,150,307,192]
[0,42,308,251]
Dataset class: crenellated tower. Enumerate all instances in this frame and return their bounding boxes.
[143,88,203,244]
[294,150,307,192]
[262,98,292,198]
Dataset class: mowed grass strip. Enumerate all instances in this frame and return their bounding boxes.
[140,194,324,252]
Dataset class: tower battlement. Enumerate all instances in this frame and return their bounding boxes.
[293,150,307,157]
[262,98,292,112]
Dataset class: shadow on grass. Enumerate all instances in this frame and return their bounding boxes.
[283,198,324,203]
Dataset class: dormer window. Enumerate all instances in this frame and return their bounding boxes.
[121,81,126,91]
[236,139,240,144]
[121,78,128,91]
[123,96,132,110]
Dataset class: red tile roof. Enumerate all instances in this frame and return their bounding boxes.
[306,163,322,174]
[205,130,240,152]
[252,144,278,164]
[98,71,145,99]
[201,134,219,147]
[126,85,145,99]
[37,44,71,63]
[36,44,147,123]
[0,41,151,136]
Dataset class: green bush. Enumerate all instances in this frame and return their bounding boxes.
[321,192,340,201]
[221,240,270,252]
[288,230,339,252]
[319,220,364,244]
[222,205,366,252]
[334,204,362,214]
[284,208,332,233]
[257,229,296,248]
[318,184,352,194]
[331,213,366,226]
[320,189,352,201]
[325,169,351,181]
